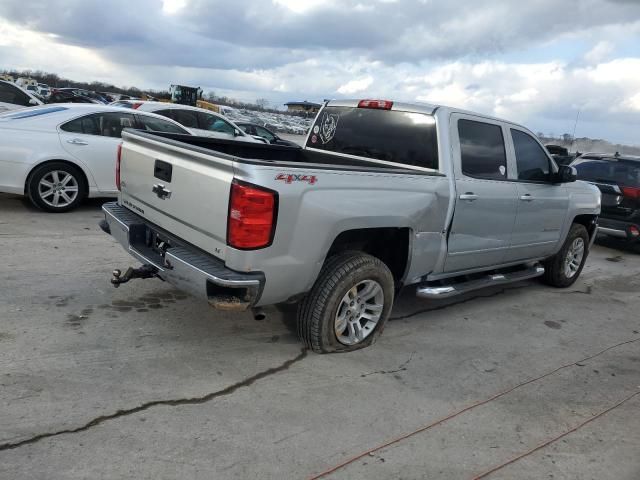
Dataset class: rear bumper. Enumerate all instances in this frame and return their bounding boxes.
[597,217,640,242]
[101,202,264,309]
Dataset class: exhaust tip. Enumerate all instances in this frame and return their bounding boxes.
[252,307,266,321]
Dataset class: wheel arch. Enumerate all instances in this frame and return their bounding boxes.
[324,227,412,287]
[572,214,598,240]
[24,158,92,197]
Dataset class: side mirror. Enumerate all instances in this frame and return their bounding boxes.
[556,165,577,183]
[234,129,241,137]
[29,98,39,106]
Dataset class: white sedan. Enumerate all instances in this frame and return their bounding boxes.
[0,104,191,212]
[110,100,267,143]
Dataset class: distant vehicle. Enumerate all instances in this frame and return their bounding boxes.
[235,122,300,147]
[36,84,51,98]
[110,100,265,143]
[15,77,38,89]
[169,84,202,107]
[0,79,43,112]
[48,90,101,104]
[545,144,576,166]
[0,74,15,83]
[0,104,192,212]
[572,153,640,243]
[100,98,600,353]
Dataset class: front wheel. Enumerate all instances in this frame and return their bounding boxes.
[542,224,589,288]
[297,252,395,353]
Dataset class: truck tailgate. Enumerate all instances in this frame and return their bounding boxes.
[118,131,234,260]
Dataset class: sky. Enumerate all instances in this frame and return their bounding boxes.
[1,0,639,145]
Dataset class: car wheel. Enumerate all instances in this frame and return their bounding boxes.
[297,251,395,353]
[542,224,589,288]
[27,162,87,212]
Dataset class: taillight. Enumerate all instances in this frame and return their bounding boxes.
[227,181,277,250]
[628,225,640,238]
[621,186,640,199]
[116,142,122,191]
[132,102,143,109]
[358,99,393,110]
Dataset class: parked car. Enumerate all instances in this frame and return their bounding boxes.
[0,79,43,112]
[48,90,101,104]
[572,153,640,242]
[110,100,265,143]
[235,122,301,147]
[100,98,600,353]
[545,144,576,166]
[0,104,192,212]
[50,88,109,104]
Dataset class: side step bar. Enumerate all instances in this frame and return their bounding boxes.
[416,264,545,299]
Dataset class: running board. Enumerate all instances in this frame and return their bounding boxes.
[416,264,545,299]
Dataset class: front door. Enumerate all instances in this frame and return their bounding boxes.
[445,115,519,273]
[505,128,569,261]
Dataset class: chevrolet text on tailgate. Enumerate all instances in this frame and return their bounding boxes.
[100,99,601,353]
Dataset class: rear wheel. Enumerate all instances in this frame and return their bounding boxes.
[297,252,394,353]
[27,162,87,212]
[542,224,589,287]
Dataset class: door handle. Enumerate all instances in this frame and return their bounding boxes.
[519,194,534,202]
[67,139,88,145]
[459,193,478,201]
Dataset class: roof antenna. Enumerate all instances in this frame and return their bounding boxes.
[570,109,580,153]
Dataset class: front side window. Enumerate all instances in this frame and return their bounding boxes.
[198,113,236,134]
[458,119,507,180]
[511,129,551,182]
[256,126,276,141]
[137,114,190,134]
[60,112,136,137]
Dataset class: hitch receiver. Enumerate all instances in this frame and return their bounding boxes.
[111,264,160,287]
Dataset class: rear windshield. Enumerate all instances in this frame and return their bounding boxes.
[573,159,640,186]
[306,106,438,169]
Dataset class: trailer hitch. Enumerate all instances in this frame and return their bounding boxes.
[111,264,160,287]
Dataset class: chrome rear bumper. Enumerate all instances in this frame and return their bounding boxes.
[101,202,264,310]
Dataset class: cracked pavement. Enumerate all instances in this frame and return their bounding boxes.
[1,193,639,479]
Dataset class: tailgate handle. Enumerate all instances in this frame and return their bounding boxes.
[154,160,173,182]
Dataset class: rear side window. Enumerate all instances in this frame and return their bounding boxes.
[574,159,640,186]
[458,119,507,180]
[306,106,438,169]
[511,129,551,182]
[172,109,198,128]
[61,112,136,137]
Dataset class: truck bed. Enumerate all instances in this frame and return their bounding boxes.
[128,129,436,174]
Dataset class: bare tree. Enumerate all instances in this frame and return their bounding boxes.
[255,98,269,110]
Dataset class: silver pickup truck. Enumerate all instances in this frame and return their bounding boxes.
[100,99,601,353]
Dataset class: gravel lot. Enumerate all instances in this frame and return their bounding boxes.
[1,193,639,480]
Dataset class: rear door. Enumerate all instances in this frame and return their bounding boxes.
[504,128,569,261]
[445,115,518,272]
[59,112,136,192]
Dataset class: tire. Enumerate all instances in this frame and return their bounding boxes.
[542,224,589,288]
[297,251,395,353]
[27,162,87,212]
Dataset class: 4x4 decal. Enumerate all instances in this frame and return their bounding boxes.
[275,173,318,185]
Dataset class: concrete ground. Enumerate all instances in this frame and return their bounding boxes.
[0,192,639,480]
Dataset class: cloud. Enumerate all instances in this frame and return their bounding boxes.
[0,0,639,144]
[337,77,374,95]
